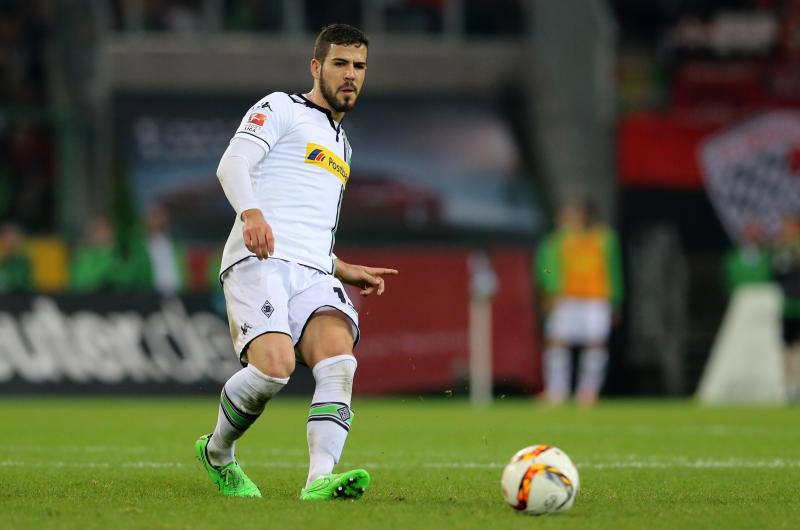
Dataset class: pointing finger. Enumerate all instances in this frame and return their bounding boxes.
[369,268,398,276]
[266,226,275,256]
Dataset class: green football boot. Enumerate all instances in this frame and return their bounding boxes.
[300,469,370,500]
[194,434,262,498]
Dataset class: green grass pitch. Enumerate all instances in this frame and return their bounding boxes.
[1,397,799,529]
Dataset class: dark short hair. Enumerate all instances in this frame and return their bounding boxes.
[313,24,369,62]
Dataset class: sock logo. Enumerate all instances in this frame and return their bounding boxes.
[308,402,354,432]
[261,300,274,318]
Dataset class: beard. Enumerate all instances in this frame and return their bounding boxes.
[319,70,358,113]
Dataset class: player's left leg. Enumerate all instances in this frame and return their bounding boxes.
[574,299,612,407]
[296,310,369,500]
[575,342,608,407]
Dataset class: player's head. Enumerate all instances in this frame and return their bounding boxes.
[0,221,23,254]
[311,24,369,115]
[558,199,596,230]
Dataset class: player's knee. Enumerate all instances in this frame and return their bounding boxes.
[300,311,355,363]
[245,337,296,379]
[251,351,295,380]
[311,354,357,391]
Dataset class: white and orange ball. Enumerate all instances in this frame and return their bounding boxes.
[500,445,580,515]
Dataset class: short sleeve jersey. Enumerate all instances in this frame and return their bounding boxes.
[220,92,353,277]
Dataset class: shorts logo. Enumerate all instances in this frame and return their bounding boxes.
[248,113,266,126]
[261,300,274,318]
[304,143,350,186]
[337,405,351,422]
[240,322,253,335]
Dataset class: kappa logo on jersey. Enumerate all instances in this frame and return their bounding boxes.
[304,143,350,186]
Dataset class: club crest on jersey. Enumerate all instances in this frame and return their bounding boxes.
[304,143,350,186]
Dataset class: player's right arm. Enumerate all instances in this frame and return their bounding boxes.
[216,138,273,259]
[218,93,291,260]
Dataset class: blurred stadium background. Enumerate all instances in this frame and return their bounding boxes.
[1,0,799,402]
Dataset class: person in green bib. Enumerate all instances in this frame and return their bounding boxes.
[0,221,32,292]
[723,219,773,296]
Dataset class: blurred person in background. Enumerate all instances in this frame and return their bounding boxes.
[0,221,32,292]
[723,218,773,296]
[194,24,398,501]
[69,216,125,292]
[773,212,800,401]
[536,200,624,407]
[140,204,187,297]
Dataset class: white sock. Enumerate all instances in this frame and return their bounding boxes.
[576,347,609,397]
[305,354,357,487]
[206,364,288,467]
[544,345,571,402]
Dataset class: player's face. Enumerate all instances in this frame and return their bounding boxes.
[318,44,367,114]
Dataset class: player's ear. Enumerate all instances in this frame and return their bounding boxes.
[310,58,321,80]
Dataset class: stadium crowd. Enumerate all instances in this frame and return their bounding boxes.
[0,210,223,295]
[107,0,526,35]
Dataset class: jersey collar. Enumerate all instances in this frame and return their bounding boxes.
[296,93,344,139]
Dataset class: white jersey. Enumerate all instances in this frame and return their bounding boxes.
[220,91,353,277]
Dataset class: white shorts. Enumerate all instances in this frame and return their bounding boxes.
[222,257,359,364]
[545,297,611,345]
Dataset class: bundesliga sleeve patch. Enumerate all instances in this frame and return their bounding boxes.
[243,112,266,134]
[248,113,266,126]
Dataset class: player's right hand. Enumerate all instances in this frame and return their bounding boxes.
[241,208,274,260]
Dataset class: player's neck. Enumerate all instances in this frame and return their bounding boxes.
[304,90,344,123]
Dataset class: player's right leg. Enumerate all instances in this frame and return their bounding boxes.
[197,334,294,497]
[196,258,295,497]
[542,298,574,404]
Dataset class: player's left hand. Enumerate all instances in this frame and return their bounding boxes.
[334,259,398,296]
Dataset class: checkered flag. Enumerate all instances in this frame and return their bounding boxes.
[700,111,800,243]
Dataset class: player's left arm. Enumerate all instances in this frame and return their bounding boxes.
[334,258,399,297]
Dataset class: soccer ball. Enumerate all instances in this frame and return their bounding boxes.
[500,445,580,515]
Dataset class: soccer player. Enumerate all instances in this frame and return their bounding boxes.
[195,24,397,500]
[535,200,623,406]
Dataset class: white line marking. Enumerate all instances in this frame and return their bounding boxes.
[2,458,799,470]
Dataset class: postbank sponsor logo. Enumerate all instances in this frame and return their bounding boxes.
[305,143,350,185]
